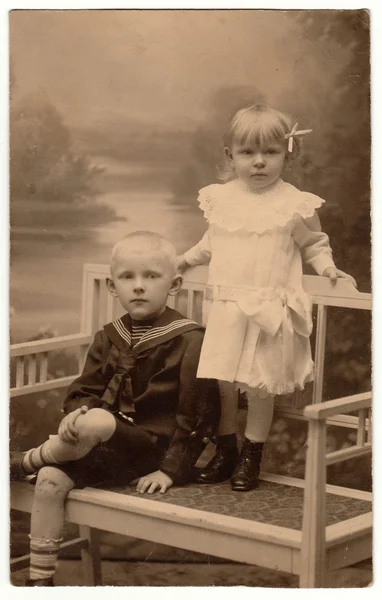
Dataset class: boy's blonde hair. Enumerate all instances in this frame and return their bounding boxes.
[111,231,179,274]
[218,104,301,181]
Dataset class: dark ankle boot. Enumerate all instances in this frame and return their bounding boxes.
[10,451,28,481]
[194,435,239,484]
[25,577,54,586]
[231,439,264,492]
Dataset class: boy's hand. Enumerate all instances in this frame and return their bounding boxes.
[58,405,88,445]
[136,470,173,495]
[322,267,357,288]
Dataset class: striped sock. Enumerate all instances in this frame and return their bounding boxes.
[22,443,49,473]
[22,439,68,473]
[29,535,62,581]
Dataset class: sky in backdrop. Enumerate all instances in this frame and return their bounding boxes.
[10,10,345,138]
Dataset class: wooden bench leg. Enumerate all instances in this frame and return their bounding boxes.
[78,526,102,586]
[299,419,327,587]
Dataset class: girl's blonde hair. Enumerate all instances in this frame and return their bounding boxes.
[218,104,301,181]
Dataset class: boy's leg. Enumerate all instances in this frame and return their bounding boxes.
[27,466,75,584]
[195,381,239,484]
[24,417,162,585]
[231,391,275,492]
[16,409,117,476]
[47,416,163,490]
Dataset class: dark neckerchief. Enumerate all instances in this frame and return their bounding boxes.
[101,307,202,415]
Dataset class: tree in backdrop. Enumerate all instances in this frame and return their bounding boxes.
[10,92,120,230]
[10,91,104,203]
[293,10,371,397]
[294,9,370,290]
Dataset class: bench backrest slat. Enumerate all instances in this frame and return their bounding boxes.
[80,264,371,333]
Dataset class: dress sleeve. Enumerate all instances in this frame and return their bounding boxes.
[292,212,336,276]
[159,331,220,484]
[183,230,212,266]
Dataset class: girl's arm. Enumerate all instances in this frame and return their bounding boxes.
[293,213,356,286]
[177,231,211,273]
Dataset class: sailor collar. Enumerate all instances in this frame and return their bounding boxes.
[104,306,202,354]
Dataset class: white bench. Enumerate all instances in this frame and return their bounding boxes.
[10,264,372,587]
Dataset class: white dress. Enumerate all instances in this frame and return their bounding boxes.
[183,178,336,396]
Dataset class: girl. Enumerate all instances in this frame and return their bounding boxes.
[178,104,355,492]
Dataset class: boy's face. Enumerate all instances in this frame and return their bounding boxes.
[107,249,181,321]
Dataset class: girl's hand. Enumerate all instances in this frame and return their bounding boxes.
[322,267,357,288]
[58,405,88,445]
[135,470,173,495]
[177,256,189,274]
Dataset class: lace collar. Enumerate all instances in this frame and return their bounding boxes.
[197,179,325,234]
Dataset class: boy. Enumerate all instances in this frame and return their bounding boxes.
[11,231,220,586]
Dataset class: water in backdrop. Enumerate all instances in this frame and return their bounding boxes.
[10,190,205,342]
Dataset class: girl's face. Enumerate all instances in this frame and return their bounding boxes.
[226,138,287,191]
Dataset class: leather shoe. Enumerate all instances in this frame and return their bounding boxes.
[194,445,239,484]
[231,440,264,492]
[10,451,28,481]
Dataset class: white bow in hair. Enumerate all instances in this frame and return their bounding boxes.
[285,122,313,152]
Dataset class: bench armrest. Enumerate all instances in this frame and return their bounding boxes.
[303,392,371,421]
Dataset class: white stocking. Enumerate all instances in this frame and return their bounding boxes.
[244,390,275,443]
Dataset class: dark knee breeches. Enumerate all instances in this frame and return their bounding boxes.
[51,416,167,489]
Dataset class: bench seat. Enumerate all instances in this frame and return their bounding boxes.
[11,473,372,580]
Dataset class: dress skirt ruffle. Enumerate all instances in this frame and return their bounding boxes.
[198,296,315,396]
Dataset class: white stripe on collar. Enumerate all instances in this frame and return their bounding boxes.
[113,318,131,345]
[111,317,198,348]
[134,319,197,347]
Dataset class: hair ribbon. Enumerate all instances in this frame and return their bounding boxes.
[285,122,313,153]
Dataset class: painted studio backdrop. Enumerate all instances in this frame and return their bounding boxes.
[9,9,371,580]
